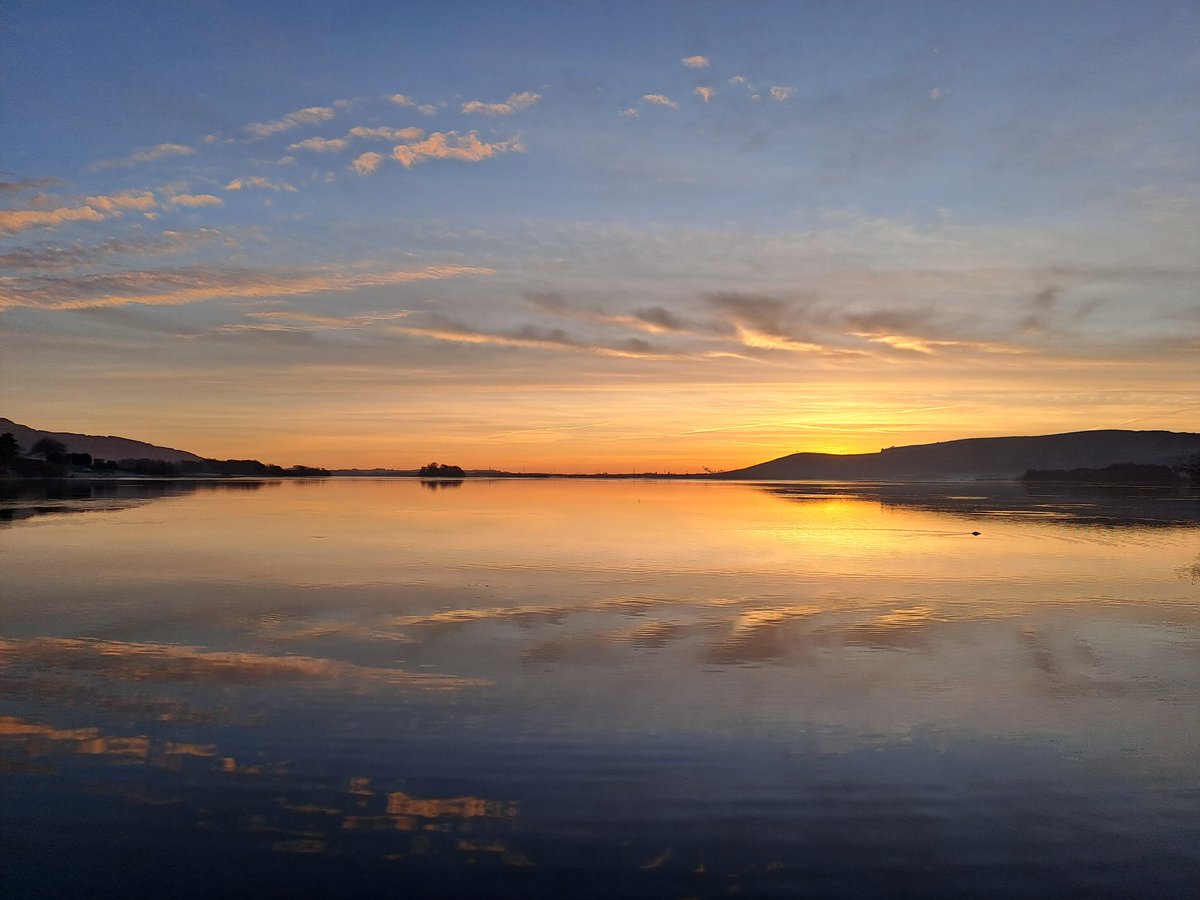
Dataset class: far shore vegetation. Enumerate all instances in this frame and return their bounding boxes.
[0,433,329,479]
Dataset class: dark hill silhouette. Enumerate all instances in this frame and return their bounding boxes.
[714,430,1200,481]
[0,417,204,464]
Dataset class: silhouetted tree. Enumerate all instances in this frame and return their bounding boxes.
[31,437,68,463]
[419,462,465,477]
[0,432,19,466]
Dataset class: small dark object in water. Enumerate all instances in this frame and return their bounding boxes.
[971,531,981,536]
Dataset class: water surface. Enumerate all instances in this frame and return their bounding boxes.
[2,478,1198,897]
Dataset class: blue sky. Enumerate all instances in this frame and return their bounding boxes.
[2,1,1197,469]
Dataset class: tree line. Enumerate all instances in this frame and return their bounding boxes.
[0,433,329,478]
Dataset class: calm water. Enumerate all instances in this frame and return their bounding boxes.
[2,478,1198,898]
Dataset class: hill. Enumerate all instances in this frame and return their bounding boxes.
[0,417,204,464]
[714,430,1200,481]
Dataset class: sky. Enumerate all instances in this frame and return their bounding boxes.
[1,0,1197,472]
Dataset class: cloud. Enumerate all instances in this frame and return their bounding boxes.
[287,136,350,153]
[0,189,161,234]
[707,292,832,353]
[390,313,745,362]
[682,55,711,69]
[930,87,943,101]
[631,306,690,332]
[0,205,105,233]
[728,75,749,86]
[245,106,337,138]
[167,193,223,208]
[526,291,699,337]
[389,93,416,107]
[351,151,385,175]
[347,126,424,141]
[224,176,296,192]
[238,309,415,332]
[695,86,715,103]
[641,94,678,109]
[620,108,639,119]
[769,86,795,101]
[389,131,523,168]
[0,263,494,311]
[83,190,157,213]
[0,229,225,272]
[461,91,541,116]
[0,176,66,193]
[417,104,437,116]
[90,143,194,170]
[390,315,674,359]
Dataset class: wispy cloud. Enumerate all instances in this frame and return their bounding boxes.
[220,309,415,335]
[461,91,541,116]
[0,190,157,234]
[0,176,67,193]
[287,136,350,153]
[391,313,748,362]
[0,229,225,272]
[0,263,494,311]
[167,193,223,208]
[90,143,194,171]
[0,205,106,233]
[351,151,385,175]
[620,108,639,119]
[347,126,424,141]
[641,94,678,109]
[682,55,711,69]
[84,190,157,213]
[695,86,715,103]
[224,176,297,192]
[389,132,523,169]
[245,106,337,138]
[769,86,795,101]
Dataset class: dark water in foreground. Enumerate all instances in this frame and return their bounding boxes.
[2,478,1198,897]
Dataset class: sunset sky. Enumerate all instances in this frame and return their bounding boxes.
[2,1,1197,472]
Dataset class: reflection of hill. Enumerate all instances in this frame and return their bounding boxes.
[0,478,274,526]
[719,430,1200,481]
[758,481,1200,527]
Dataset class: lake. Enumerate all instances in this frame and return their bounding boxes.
[2,477,1198,897]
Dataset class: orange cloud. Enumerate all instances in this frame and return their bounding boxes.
[389,131,523,168]
[0,264,494,311]
[246,106,337,138]
[288,136,350,153]
[351,151,385,175]
[461,91,541,116]
[168,193,223,208]
[83,190,157,213]
[0,190,157,234]
[682,55,711,68]
[696,86,715,103]
[0,205,105,233]
[90,142,194,170]
[224,176,296,192]
[347,126,424,141]
[641,94,678,109]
